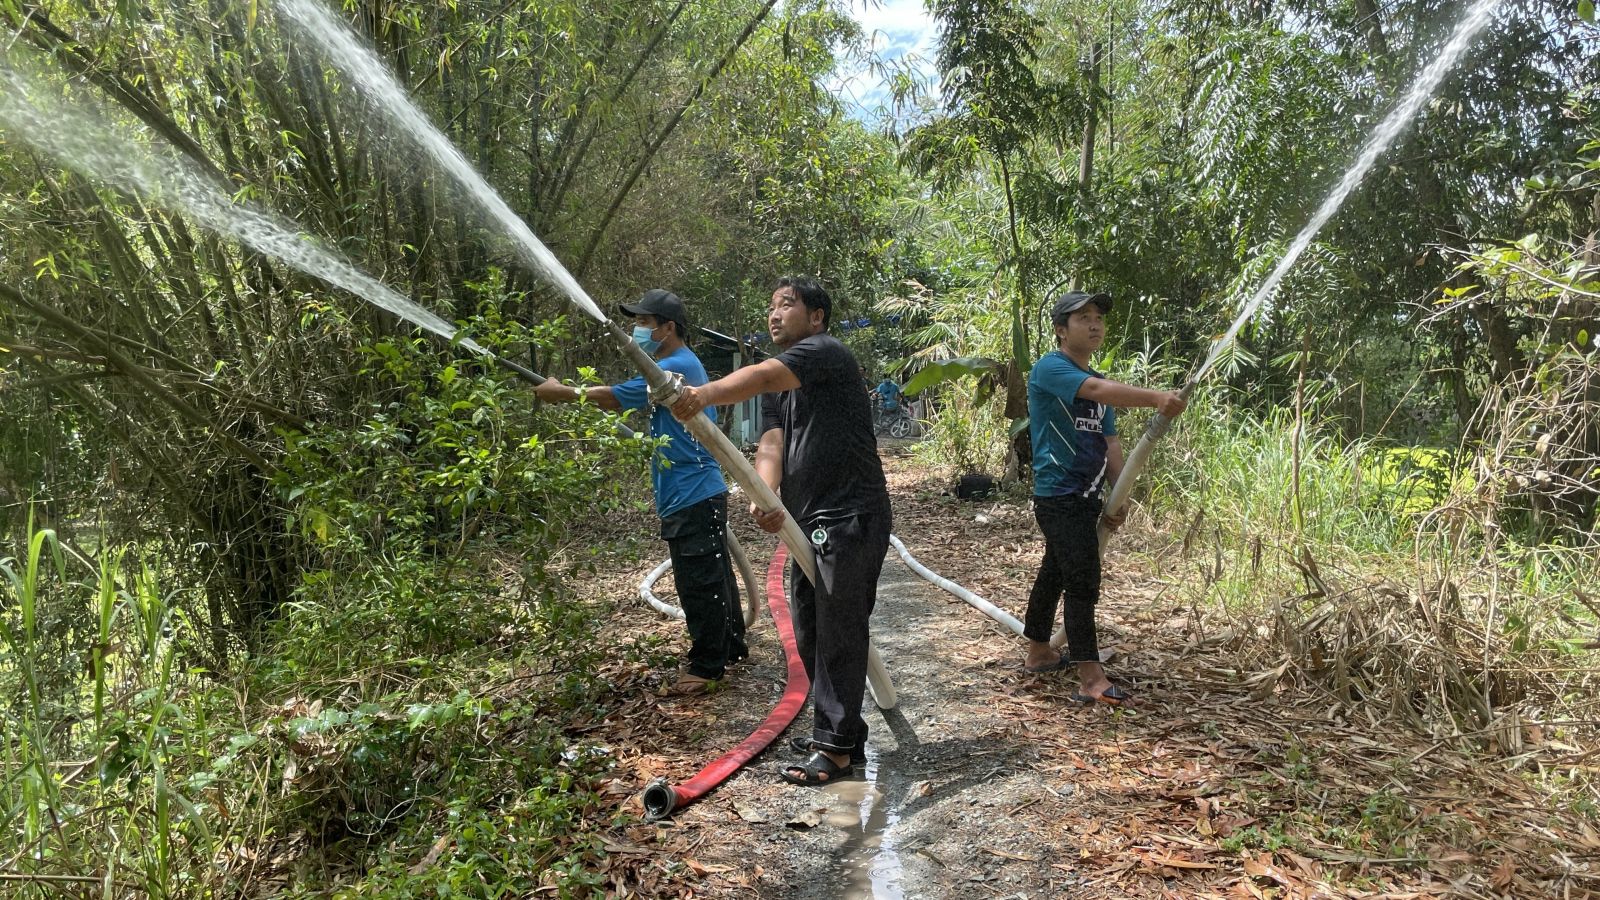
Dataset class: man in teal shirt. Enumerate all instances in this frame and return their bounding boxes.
[873,377,901,413]
[1024,290,1185,706]
[536,289,745,693]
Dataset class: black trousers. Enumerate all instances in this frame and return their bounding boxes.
[661,493,745,680]
[1022,494,1101,662]
[791,501,892,753]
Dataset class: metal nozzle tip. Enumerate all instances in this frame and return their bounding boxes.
[641,779,677,820]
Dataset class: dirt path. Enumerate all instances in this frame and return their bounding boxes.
[577,456,1597,898]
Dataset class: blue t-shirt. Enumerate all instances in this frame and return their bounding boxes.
[875,380,900,411]
[611,346,726,518]
[1028,350,1118,499]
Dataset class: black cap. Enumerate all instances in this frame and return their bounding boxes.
[618,289,687,331]
[1050,290,1112,325]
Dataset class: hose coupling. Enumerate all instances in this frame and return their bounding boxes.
[641,778,678,820]
[649,371,686,406]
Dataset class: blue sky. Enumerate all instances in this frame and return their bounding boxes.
[829,0,941,121]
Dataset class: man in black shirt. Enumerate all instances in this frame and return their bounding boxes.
[670,275,890,785]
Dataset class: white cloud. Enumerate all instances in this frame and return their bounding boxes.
[852,0,938,52]
[828,0,941,122]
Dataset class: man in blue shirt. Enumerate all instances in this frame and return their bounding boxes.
[535,289,745,693]
[1024,290,1186,706]
[873,377,900,413]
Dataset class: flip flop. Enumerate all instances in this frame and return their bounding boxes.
[1071,684,1134,707]
[788,736,866,764]
[779,751,854,786]
[1023,654,1073,674]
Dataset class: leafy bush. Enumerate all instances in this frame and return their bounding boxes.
[248,298,642,886]
[269,300,649,678]
[1366,446,1474,518]
[276,312,650,558]
[915,382,1010,476]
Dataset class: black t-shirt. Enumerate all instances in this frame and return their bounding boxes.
[760,334,889,526]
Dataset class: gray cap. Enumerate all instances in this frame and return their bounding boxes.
[1050,290,1112,325]
[618,288,687,330]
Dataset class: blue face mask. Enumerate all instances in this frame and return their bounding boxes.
[631,324,661,355]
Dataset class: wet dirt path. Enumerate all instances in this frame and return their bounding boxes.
[653,533,1090,899]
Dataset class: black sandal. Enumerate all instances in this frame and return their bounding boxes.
[779,751,854,786]
[1023,654,1072,674]
[1070,684,1134,707]
[787,736,866,764]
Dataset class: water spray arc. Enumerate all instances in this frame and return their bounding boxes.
[275,0,608,325]
[0,37,779,719]
[1040,0,1503,650]
[1190,0,1501,386]
[2,60,606,433]
[0,56,483,359]
[275,0,897,709]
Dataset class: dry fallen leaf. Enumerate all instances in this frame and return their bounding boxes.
[1490,856,1516,891]
[1242,853,1291,886]
[408,833,452,875]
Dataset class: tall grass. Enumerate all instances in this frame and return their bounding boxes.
[1119,378,1598,759]
[913,379,1013,477]
[0,519,623,897]
[0,523,215,897]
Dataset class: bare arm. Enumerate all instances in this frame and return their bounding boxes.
[1102,435,1127,529]
[670,358,799,420]
[1105,435,1125,492]
[748,427,786,532]
[1078,378,1186,417]
[532,379,622,411]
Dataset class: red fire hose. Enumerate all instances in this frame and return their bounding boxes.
[641,542,809,819]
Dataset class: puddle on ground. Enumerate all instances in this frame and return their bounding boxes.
[820,744,904,898]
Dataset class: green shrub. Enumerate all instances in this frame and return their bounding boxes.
[276,315,650,559]
[268,301,645,684]
[916,382,1010,475]
[1366,446,1474,518]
